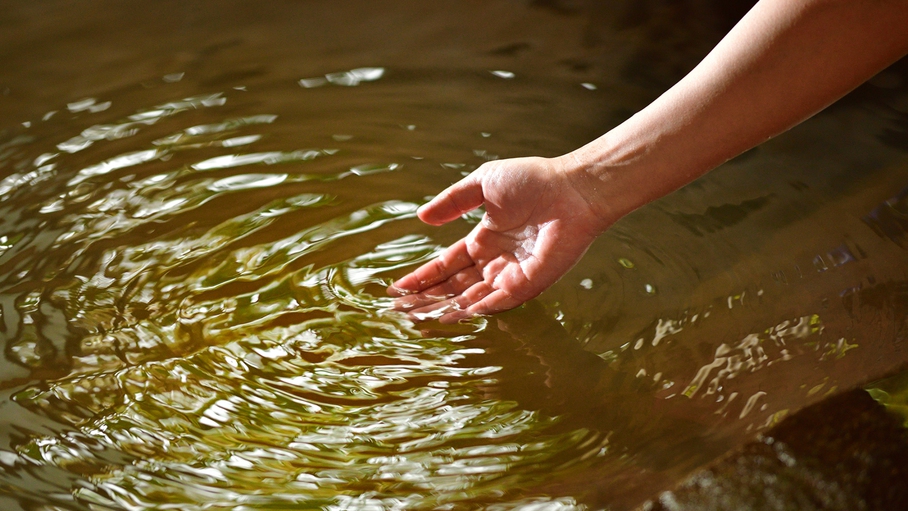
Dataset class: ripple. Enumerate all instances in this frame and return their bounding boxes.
[3,21,908,509]
[0,75,620,509]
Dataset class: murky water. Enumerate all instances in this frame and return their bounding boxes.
[2,1,908,510]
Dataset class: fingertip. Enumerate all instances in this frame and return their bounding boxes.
[416,200,453,226]
[419,176,485,226]
[387,277,418,297]
[415,202,429,218]
[387,283,403,297]
[415,204,440,226]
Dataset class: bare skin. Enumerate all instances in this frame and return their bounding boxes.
[389,0,908,324]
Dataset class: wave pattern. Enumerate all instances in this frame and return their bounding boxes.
[3,59,908,511]
[0,82,607,510]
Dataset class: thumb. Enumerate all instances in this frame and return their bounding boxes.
[417,173,485,226]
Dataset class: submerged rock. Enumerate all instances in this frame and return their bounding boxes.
[644,385,908,511]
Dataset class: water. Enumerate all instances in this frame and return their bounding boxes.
[2,1,908,509]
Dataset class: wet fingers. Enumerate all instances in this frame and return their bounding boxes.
[391,266,484,311]
[388,239,474,296]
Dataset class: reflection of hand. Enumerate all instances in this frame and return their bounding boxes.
[388,156,610,323]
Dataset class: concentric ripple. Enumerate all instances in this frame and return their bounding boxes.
[3,47,908,511]
[0,73,618,511]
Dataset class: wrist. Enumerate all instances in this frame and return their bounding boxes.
[554,129,659,231]
[556,101,720,229]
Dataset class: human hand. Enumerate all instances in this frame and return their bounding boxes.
[388,156,610,323]
[387,0,908,324]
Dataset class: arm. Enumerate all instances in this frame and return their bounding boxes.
[390,0,908,323]
[566,0,908,224]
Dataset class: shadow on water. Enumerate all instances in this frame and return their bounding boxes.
[1,1,908,510]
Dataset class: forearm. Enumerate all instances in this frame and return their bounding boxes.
[562,0,908,225]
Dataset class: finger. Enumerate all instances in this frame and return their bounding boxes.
[417,173,485,226]
[436,281,498,324]
[391,267,484,310]
[387,239,474,294]
[420,266,484,298]
[405,279,495,323]
[439,289,524,324]
[466,289,526,316]
[405,298,463,322]
[392,291,452,311]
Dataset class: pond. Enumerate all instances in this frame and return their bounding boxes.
[2,1,908,509]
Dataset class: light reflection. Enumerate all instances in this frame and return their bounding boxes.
[299,67,385,88]
[1,31,905,511]
[192,150,320,170]
[67,97,112,113]
[58,94,227,154]
[68,148,160,186]
[207,173,287,191]
[682,315,819,400]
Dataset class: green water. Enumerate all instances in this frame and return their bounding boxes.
[2,1,908,509]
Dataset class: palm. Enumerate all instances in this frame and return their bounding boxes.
[389,157,604,323]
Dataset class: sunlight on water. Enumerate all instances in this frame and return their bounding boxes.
[0,67,619,510]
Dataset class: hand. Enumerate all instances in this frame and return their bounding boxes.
[388,156,610,323]
[401,0,908,324]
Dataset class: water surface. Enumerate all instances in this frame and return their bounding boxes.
[2,1,908,510]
